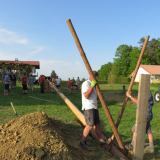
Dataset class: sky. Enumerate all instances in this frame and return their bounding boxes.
[0,0,160,80]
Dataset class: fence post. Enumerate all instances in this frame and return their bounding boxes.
[132,74,150,160]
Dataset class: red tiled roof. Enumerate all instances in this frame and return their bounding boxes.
[140,65,160,75]
[129,65,160,77]
[0,60,40,69]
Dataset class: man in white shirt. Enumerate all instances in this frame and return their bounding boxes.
[55,76,61,90]
[79,71,107,151]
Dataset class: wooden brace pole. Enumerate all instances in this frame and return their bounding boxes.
[66,19,127,155]
[110,35,150,141]
[133,74,150,160]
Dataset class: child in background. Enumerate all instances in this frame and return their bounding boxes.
[67,78,71,94]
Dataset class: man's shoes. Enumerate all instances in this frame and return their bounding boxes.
[99,140,108,148]
[79,140,91,151]
[144,145,154,153]
[125,144,133,150]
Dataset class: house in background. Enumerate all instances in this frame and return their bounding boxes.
[0,58,40,79]
[129,65,160,84]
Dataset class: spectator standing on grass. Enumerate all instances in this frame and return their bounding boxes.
[71,77,75,87]
[51,76,56,93]
[125,91,154,153]
[67,78,72,94]
[76,77,81,89]
[40,75,45,93]
[79,71,108,151]
[10,72,16,89]
[11,73,16,89]
[55,76,61,90]
[28,74,34,92]
[4,72,10,96]
[2,73,6,84]
[22,73,27,94]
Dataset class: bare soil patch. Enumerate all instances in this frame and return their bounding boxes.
[0,112,114,160]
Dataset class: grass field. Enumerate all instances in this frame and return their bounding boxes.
[0,82,160,160]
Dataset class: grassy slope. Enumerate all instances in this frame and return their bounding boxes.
[0,82,160,159]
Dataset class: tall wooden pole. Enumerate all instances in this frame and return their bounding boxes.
[66,19,127,155]
[110,35,150,141]
[133,74,150,160]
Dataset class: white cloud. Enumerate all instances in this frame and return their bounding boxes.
[38,59,89,80]
[0,28,28,44]
[28,46,45,57]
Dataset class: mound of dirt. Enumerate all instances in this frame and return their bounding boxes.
[0,112,89,160]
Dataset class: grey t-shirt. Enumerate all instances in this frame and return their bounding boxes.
[77,78,80,84]
[28,76,34,85]
[4,75,10,84]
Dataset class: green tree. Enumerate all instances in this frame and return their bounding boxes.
[138,37,160,64]
[50,70,57,77]
[98,62,112,81]
[113,44,132,77]
[156,48,160,64]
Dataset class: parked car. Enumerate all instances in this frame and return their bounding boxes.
[154,90,160,103]
[34,79,39,85]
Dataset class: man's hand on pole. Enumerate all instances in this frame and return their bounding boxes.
[91,79,97,87]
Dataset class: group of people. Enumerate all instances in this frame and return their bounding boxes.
[21,73,35,94]
[79,70,154,153]
[3,72,17,96]
[67,77,81,94]
[39,75,61,93]
[3,72,35,96]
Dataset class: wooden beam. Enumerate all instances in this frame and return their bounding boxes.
[132,74,150,160]
[66,19,127,155]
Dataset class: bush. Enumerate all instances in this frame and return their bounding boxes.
[97,80,108,84]
[115,77,131,84]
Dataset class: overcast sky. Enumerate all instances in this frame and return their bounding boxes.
[0,0,160,80]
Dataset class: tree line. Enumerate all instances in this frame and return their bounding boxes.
[98,37,160,83]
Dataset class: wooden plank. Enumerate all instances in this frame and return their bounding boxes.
[132,74,150,160]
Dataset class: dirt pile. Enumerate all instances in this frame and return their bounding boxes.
[0,112,88,160]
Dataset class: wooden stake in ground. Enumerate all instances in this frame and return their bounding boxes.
[110,35,150,141]
[133,74,150,160]
[66,19,127,155]
[10,102,19,118]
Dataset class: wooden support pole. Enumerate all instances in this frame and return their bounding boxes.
[132,74,150,160]
[10,102,19,118]
[47,80,130,160]
[110,35,150,141]
[66,19,127,155]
